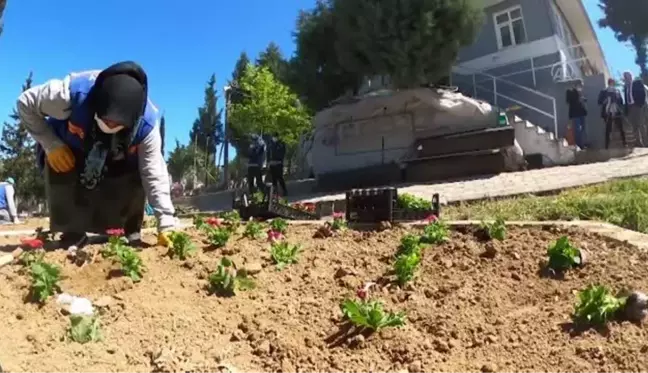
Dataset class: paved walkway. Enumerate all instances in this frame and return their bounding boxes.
[299,149,648,204]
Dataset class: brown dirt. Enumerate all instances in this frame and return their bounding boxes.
[1,224,648,372]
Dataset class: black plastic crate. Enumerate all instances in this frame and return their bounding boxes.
[346,188,441,223]
[233,185,319,220]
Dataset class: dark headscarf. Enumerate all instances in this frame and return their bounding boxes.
[90,61,148,131]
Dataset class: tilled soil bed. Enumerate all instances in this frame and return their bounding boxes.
[1,224,648,372]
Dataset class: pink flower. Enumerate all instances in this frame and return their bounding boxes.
[105,228,125,236]
[303,203,316,212]
[206,217,223,227]
[356,287,368,300]
[21,238,44,249]
[332,212,345,220]
[424,214,438,223]
[267,229,283,243]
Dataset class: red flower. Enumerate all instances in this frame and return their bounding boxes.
[267,229,283,243]
[303,203,316,212]
[206,217,223,227]
[21,238,44,249]
[332,212,345,220]
[105,228,125,236]
[356,287,368,300]
[424,214,438,223]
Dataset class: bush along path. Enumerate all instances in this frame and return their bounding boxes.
[2,213,648,371]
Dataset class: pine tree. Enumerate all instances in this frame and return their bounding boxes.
[188,74,223,157]
[0,0,6,36]
[230,51,250,89]
[0,72,45,208]
[256,42,288,82]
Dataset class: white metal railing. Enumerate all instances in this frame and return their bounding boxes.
[451,66,559,138]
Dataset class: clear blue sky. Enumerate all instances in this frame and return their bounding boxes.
[0,0,640,159]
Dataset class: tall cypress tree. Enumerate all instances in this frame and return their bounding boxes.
[0,72,45,207]
[188,74,223,157]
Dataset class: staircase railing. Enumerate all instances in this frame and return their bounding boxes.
[451,66,558,138]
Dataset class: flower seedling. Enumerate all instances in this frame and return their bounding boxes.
[394,251,421,285]
[420,218,449,244]
[250,191,265,205]
[20,251,44,267]
[21,238,44,250]
[331,212,347,231]
[270,241,300,270]
[547,236,582,272]
[30,259,61,303]
[114,246,146,282]
[269,218,288,235]
[340,299,406,332]
[267,229,284,243]
[206,217,223,227]
[573,284,625,326]
[205,226,232,248]
[397,234,422,256]
[101,230,129,259]
[166,231,196,260]
[194,216,207,230]
[397,193,430,212]
[208,257,256,296]
[479,217,507,241]
[68,315,102,344]
[221,210,241,232]
[243,220,264,239]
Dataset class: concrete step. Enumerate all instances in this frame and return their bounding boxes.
[415,126,514,157]
[404,149,506,183]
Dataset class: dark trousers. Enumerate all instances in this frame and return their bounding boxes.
[247,166,264,195]
[269,163,287,196]
[605,115,627,149]
[45,164,145,235]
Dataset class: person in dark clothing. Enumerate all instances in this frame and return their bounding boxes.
[267,133,287,196]
[598,78,627,149]
[246,134,266,194]
[565,79,588,148]
[623,71,648,146]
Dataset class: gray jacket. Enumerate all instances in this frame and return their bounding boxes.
[16,73,176,230]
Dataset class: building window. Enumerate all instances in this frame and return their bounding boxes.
[494,6,527,49]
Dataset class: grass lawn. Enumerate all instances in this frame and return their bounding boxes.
[443,177,648,233]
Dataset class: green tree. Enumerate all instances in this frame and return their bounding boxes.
[188,74,223,158]
[289,0,359,113]
[228,64,311,152]
[227,52,252,153]
[290,0,483,110]
[230,51,250,88]
[598,0,648,81]
[256,42,288,82]
[0,72,45,208]
[167,140,219,188]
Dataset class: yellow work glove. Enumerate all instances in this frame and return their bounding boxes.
[157,230,173,247]
[47,145,75,173]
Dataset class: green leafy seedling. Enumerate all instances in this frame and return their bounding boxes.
[208,257,256,296]
[340,299,406,331]
[421,220,449,244]
[20,251,44,267]
[206,226,232,248]
[114,246,146,282]
[547,236,581,271]
[573,284,625,326]
[269,218,288,235]
[270,241,300,270]
[330,214,347,231]
[101,235,129,259]
[221,210,241,232]
[68,315,102,344]
[167,231,196,260]
[243,221,264,239]
[480,217,507,241]
[194,215,207,230]
[397,234,421,256]
[396,193,431,212]
[394,251,421,285]
[30,259,62,303]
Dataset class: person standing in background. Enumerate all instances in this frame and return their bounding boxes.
[623,71,648,146]
[0,178,20,224]
[565,79,588,148]
[267,133,288,196]
[598,78,627,149]
[246,134,266,194]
